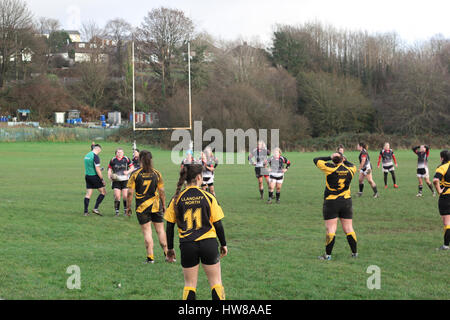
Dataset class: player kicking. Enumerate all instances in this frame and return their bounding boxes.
[266,148,291,204]
[83,144,106,216]
[126,150,168,264]
[249,141,270,199]
[377,142,399,189]
[433,150,450,250]
[108,148,134,216]
[314,153,358,260]
[357,142,379,198]
[413,145,436,197]
[201,147,219,196]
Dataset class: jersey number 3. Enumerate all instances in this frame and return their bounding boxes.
[184,208,202,231]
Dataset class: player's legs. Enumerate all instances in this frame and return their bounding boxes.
[257,176,264,198]
[341,218,358,256]
[424,176,435,195]
[442,215,450,248]
[113,188,122,214]
[267,179,276,204]
[208,185,216,196]
[84,189,93,215]
[358,172,365,196]
[153,221,168,256]
[141,222,154,262]
[182,265,199,300]
[93,187,106,214]
[275,182,283,203]
[323,218,338,257]
[417,177,423,196]
[203,262,225,300]
[366,172,379,197]
[122,188,128,214]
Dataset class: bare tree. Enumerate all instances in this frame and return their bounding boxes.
[35,17,60,35]
[105,18,132,77]
[136,7,194,98]
[0,0,33,87]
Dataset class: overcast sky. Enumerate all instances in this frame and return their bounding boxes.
[25,0,450,45]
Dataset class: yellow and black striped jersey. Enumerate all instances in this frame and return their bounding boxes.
[314,157,357,200]
[164,186,224,243]
[435,161,450,196]
[127,168,164,213]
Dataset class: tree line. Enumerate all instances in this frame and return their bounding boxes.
[0,0,448,148]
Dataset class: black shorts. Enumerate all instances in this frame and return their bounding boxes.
[255,167,269,178]
[323,199,353,220]
[136,202,164,225]
[202,176,214,187]
[85,175,103,189]
[438,195,450,216]
[112,180,128,190]
[180,238,220,268]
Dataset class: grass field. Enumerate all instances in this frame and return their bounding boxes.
[0,141,448,300]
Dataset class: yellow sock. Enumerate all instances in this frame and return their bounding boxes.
[211,284,225,300]
[183,287,196,300]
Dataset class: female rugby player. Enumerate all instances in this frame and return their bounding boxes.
[377,142,399,189]
[357,143,379,198]
[266,148,291,204]
[248,141,270,199]
[201,147,219,196]
[413,145,436,197]
[165,164,228,300]
[432,150,450,250]
[126,150,168,264]
[108,148,134,216]
[314,153,358,260]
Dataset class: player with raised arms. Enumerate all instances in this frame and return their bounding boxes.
[377,142,399,189]
[126,150,168,264]
[314,152,358,260]
[357,142,379,198]
[165,164,228,300]
[412,145,436,197]
[433,150,450,250]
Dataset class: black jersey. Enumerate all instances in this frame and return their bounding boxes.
[314,157,357,200]
[359,149,371,170]
[127,168,164,213]
[412,146,430,169]
[164,186,224,243]
[132,156,140,170]
[109,156,132,176]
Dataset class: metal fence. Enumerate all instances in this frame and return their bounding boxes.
[0,127,120,142]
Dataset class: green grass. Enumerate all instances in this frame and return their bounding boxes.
[0,142,448,300]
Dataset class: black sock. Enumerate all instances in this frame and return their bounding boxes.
[384,172,388,186]
[114,200,120,212]
[419,185,423,193]
[123,199,127,211]
[84,198,90,213]
[346,232,358,254]
[183,287,196,300]
[391,171,397,185]
[259,189,264,197]
[359,184,364,193]
[268,192,273,200]
[372,186,378,195]
[95,194,105,209]
[326,233,336,256]
[276,192,280,201]
[444,227,450,246]
[427,183,434,193]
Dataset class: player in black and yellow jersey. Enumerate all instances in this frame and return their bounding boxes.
[126,150,168,263]
[432,150,450,250]
[165,164,228,300]
[314,152,358,260]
